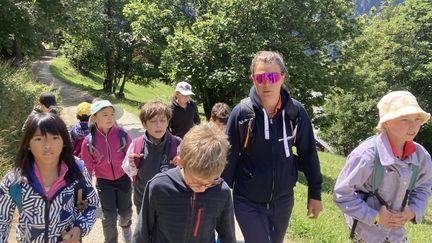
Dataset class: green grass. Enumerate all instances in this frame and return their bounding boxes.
[50,56,206,118]
[50,55,432,242]
[286,151,432,243]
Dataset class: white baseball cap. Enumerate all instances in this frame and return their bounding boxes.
[176,81,194,96]
[89,100,124,126]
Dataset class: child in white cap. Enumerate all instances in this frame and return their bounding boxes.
[334,91,432,243]
[169,81,200,138]
[80,100,133,243]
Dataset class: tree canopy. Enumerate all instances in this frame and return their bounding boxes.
[319,0,432,155]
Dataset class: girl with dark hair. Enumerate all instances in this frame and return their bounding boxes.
[0,112,99,243]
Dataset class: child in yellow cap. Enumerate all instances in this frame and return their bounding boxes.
[70,102,92,156]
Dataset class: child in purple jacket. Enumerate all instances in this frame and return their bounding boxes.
[334,91,432,242]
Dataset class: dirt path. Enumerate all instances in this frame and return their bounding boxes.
[8,50,245,243]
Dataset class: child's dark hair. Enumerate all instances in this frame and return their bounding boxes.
[211,103,231,125]
[14,113,82,180]
[39,92,58,114]
[39,93,57,108]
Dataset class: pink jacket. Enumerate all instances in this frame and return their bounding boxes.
[80,126,131,181]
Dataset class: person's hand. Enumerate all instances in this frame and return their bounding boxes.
[307,199,322,219]
[60,227,81,243]
[376,206,404,228]
[128,153,143,167]
[390,207,416,228]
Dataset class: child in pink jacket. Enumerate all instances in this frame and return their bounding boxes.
[80,100,132,243]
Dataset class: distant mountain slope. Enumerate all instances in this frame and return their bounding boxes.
[354,0,404,15]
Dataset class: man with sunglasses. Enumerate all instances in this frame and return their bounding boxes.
[222,51,323,243]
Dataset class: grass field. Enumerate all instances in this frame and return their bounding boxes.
[50,56,205,118]
[50,56,432,243]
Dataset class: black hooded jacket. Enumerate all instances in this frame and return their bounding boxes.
[222,86,323,203]
[132,167,236,243]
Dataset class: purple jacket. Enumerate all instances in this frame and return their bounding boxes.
[333,132,432,242]
[81,126,131,181]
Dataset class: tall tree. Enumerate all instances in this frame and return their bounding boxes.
[0,0,65,63]
[160,0,360,118]
[319,0,432,154]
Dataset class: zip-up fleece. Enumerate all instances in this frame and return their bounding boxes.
[0,160,99,243]
[81,126,131,180]
[169,97,200,138]
[132,167,236,243]
[222,86,323,203]
[122,131,182,209]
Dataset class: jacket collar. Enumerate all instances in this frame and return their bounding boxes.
[376,132,420,166]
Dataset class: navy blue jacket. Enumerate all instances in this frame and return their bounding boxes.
[133,167,236,243]
[222,87,323,203]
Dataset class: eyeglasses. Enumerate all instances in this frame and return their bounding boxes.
[253,72,283,85]
[184,172,224,189]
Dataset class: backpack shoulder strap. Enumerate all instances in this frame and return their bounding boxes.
[10,182,22,212]
[372,136,383,193]
[133,135,146,168]
[238,97,255,151]
[169,133,179,160]
[75,160,89,212]
[285,98,301,144]
[87,129,96,155]
[117,128,128,153]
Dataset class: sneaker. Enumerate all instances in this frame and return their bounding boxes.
[122,227,132,242]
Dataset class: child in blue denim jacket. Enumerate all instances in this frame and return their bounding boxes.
[334,91,432,243]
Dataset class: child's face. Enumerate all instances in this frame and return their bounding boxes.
[182,169,223,193]
[92,107,116,130]
[144,114,168,140]
[384,114,422,143]
[251,62,285,103]
[29,128,63,164]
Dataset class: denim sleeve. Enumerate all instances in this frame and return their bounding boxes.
[408,146,432,224]
[333,151,379,225]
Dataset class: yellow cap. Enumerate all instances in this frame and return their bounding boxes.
[76,102,91,116]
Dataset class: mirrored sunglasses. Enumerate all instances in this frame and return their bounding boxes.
[253,72,283,85]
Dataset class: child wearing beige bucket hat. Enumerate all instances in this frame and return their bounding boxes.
[334,91,432,243]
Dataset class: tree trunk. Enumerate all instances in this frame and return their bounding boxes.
[104,51,114,92]
[103,0,115,93]
[12,39,23,66]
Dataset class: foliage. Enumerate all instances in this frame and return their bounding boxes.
[123,0,198,80]
[60,0,149,94]
[50,56,177,116]
[160,0,361,117]
[0,0,65,62]
[0,62,53,176]
[319,0,432,154]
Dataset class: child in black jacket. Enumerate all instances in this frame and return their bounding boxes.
[132,124,236,243]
